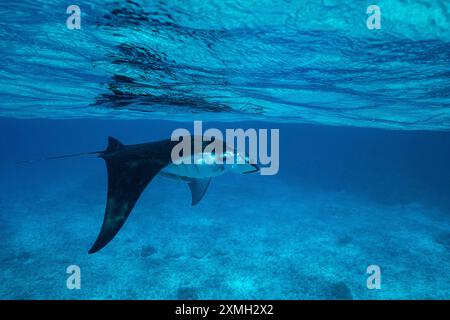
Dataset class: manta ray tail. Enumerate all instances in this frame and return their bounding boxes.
[16,150,103,164]
[15,136,127,165]
[88,136,174,254]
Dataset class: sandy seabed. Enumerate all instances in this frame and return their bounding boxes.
[1,165,449,300]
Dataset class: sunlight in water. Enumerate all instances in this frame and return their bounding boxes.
[0,0,449,130]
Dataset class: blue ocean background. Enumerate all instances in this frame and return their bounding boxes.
[0,0,450,299]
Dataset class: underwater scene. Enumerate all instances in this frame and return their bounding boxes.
[0,0,449,300]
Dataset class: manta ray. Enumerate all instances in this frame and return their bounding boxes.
[19,136,259,253]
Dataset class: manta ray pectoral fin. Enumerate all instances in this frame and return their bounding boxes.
[89,137,174,254]
[187,178,211,206]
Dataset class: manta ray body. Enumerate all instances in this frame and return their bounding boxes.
[56,136,258,253]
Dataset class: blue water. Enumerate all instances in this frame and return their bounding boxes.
[0,1,450,299]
